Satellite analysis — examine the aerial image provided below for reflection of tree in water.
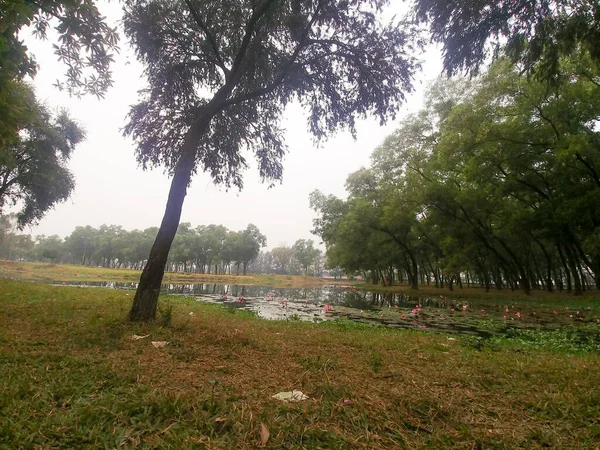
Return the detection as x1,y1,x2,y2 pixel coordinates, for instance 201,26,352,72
326,290,458,310
56,282,458,310
373,293,454,309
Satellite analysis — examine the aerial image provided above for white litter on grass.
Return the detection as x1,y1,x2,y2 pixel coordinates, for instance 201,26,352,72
189,312,195,316
131,334,150,340
271,390,309,402
151,341,169,348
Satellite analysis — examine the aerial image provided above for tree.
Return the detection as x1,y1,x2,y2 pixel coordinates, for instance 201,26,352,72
413,0,600,80
235,224,267,275
0,0,118,224
0,100,85,227
0,213,33,259
271,246,293,274
64,225,96,265
292,239,321,276
34,234,64,262
170,222,196,271
204,224,228,275
124,0,420,320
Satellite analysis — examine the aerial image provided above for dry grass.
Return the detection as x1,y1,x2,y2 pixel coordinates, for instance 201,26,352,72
1,279,599,448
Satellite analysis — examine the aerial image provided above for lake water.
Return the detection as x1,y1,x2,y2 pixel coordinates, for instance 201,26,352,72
56,281,600,339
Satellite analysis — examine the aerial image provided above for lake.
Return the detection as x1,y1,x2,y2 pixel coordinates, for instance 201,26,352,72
55,281,600,340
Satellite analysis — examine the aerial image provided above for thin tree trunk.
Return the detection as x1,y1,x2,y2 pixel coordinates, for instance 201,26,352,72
129,120,206,321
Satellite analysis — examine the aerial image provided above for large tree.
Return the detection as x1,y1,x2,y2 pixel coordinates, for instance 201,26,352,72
123,0,420,320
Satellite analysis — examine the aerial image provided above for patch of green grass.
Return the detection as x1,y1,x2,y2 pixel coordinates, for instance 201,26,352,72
368,352,383,373
1,279,600,448
485,327,600,353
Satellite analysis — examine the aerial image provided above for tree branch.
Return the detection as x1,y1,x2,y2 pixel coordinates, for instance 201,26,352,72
574,151,600,188
227,0,279,87
225,0,326,107
182,0,230,77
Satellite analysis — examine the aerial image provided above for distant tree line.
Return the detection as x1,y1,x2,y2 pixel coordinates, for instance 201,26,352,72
311,54,600,295
248,239,324,277
0,216,324,276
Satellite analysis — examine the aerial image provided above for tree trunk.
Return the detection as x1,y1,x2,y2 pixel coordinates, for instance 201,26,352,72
129,120,206,321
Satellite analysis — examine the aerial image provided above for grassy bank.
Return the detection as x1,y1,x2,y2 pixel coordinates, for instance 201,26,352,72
1,279,599,448
0,260,346,288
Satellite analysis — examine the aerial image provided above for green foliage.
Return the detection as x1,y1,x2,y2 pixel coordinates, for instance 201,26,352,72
0,0,118,225
123,0,419,186
487,328,600,353
413,0,600,82
291,239,322,276
0,0,119,97
0,219,274,274
311,53,600,293
270,245,293,274
0,92,85,226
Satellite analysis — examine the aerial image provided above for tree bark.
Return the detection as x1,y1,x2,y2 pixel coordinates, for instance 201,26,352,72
129,119,207,321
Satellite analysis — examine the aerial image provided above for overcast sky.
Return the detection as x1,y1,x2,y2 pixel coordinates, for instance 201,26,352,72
22,1,442,249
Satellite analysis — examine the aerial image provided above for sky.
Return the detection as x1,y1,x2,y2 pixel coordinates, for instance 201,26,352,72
21,1,443,250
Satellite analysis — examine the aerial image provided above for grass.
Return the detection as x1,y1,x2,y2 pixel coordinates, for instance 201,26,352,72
0,260,349,288
1,279,600,448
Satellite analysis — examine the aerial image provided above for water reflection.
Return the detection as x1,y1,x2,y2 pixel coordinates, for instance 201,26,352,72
55,281,599,338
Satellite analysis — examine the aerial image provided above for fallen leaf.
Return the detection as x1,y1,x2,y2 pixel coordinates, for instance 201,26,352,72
260,423,270,446
151,341,169,348
131,334,150,340
271,390,309,402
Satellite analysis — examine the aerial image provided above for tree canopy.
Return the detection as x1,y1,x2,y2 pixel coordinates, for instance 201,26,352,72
0,219,319,277
0,91,85,227
312,53,600,294
413,0,600,80
0,0,119,97
0,0,118,224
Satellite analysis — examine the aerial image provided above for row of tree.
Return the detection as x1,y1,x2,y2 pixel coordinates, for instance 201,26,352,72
311,54,600,295
0,216,323,276
248,239,323,277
